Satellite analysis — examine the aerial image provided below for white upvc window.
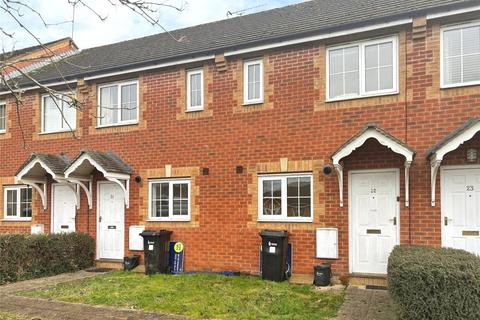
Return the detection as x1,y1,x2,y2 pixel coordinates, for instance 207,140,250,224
41,93,76,133
244,58,264,104
98,80,139,127
4,186,32,221
327,35,398,101
258,173,313,222
148,178,191,221
186,68,204,111
0,102,6,133
441,21,480,88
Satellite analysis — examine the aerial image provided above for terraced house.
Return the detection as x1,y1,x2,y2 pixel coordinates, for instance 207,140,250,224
1,0,480,282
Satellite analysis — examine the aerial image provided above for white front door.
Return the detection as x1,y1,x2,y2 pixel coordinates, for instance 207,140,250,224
52,184,76,233
97,182,124,260
350,170,399,274
442,168,480,256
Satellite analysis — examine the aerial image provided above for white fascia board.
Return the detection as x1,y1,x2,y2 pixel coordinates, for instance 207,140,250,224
83,55,216,81
0,79,78,96
224,18,412,57
427,5,480,20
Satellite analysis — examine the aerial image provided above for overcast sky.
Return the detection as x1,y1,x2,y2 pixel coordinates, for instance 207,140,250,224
1,0,305,51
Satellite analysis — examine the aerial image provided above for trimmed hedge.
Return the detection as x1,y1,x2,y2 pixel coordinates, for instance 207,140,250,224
388,245,480,320
0,232,94,284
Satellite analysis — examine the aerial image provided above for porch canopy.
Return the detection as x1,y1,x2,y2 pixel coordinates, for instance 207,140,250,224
427,117,480,207
64,149,132,209
331,123,415,207
15,153,73,209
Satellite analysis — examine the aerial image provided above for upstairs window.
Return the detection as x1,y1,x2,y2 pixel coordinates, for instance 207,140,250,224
442,21,480,88
41,93,76,133
0,102,5,133
327,36,398,101
258,174,313,222
187,68,204,111
244,59,264,104
98,80,138,127
4,186,32,220
149,179,190,221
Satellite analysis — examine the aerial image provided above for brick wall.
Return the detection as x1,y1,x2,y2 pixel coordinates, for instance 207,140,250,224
0,18,479,276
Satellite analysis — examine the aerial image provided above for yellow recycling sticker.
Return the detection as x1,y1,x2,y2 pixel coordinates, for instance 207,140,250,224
173,242,184,253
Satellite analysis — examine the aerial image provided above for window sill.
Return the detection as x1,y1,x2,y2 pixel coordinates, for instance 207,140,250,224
0,130,5,135
96,121,139,129
440,81,480,90
185,108,204,113
243,100,264,106
147,218,191,223
257,218,313,223
326,90,399,103
39,129,76,135
2,218,32,222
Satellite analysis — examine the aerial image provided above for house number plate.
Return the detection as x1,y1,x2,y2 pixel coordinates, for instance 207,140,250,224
462,230,479,236
366,229,381,234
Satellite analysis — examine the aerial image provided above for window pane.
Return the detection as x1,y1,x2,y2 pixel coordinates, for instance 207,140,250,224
299,198,311,218
100,86,118,125
299,178,311,196
287,178,299,197
43,96,62,132
329,49,344,74
462,26,480,55
444,29,462,57
365,44,379,69
0,104,5,131
151,183,169,218
365,68,379,92
247,63,261,101
344,47,359,72
189,73,202,108
344,71,359,95
6,189,17,217
379,42,393,66
463,54,480,83
121,84,137,122
379,66,394,90
444,56,462,85
263,199,273,215
287,197,299,217
272,180,281,197
329,74,344,99
263,180,272,197
62,102,76,130
20,188,32,218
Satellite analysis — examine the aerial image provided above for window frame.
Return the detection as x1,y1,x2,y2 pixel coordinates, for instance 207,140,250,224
0,101,6,134
440,20,480,89
326,35,399,102
97,79,140,128
40,92,77,134
243,58,264,105
148,178,191,222
257,173,314,223
3,185,32,221
186,68,204,112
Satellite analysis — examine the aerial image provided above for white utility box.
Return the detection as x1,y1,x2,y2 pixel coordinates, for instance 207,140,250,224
129,225,145,250
316,228,338,259
31,224,45,234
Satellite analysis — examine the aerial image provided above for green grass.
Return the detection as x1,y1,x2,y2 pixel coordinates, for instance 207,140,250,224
0,312,34,320
21,271,344,319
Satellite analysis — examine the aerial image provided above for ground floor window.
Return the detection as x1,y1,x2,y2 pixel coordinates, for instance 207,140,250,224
4,185,32,220
148,178,190,221
258,173,313,222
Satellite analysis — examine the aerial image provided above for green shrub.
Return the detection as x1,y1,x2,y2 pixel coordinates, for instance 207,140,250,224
0,232,94,284
388,245,480,320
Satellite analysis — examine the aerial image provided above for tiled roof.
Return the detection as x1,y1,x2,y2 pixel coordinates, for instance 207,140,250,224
15,153,70,176
8,0,478,87
68,149,133,175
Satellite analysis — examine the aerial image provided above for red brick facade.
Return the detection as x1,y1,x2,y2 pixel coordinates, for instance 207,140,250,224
1,14,479,277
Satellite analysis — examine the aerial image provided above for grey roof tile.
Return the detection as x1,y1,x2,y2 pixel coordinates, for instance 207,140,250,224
15,153,70,176
7,0,478,87
426,116,480,158
332,122,416,159
68,149,133,175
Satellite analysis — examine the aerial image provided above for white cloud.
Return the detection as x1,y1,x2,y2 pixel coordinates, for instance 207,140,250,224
0,0,304,51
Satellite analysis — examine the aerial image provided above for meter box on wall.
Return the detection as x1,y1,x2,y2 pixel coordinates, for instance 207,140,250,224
316,228,338,259
129,225,145,251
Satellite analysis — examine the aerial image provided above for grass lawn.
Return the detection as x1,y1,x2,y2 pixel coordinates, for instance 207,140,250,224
21,271,344,319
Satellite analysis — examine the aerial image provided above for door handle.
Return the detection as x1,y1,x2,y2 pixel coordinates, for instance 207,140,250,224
389,217,397,226
99,216,102,223
444,217,452,226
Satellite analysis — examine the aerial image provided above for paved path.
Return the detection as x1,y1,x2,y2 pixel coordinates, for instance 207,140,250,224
335,286,398,320
0,271,188,320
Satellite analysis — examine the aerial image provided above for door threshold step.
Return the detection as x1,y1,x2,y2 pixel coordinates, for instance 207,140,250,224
349,274,387,287
95,259,123,270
